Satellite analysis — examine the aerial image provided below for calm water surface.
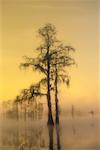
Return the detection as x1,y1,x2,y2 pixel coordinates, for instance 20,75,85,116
0,116,100,150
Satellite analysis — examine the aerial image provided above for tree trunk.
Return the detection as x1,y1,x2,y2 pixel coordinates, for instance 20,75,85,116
47,46,54,125
47,95,54,125
55,98,59,124
47,71,54,125
24,106,26,121
55,65,59,124
16,102,19,120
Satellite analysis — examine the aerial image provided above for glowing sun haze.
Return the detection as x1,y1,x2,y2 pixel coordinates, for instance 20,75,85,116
0,0,99,110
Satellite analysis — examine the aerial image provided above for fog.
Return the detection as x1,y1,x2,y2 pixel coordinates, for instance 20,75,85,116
0,103,100,150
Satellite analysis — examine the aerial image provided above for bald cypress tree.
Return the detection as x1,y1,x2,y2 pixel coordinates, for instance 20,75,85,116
21,24,57,125
50,44,75,124
20,24,76,125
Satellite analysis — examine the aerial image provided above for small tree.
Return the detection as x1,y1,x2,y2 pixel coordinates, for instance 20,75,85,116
14,96,21,120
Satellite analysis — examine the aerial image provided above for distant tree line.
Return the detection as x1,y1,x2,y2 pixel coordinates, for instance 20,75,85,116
1,84,44,121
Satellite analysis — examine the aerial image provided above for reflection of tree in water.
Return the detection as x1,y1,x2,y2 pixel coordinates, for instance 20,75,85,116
72,125,76,136
1,123,45,150
18,126,44,150
1,125,20,150
1,121,63,150
56,125,61,150
48,125,54,150
47,124,61,150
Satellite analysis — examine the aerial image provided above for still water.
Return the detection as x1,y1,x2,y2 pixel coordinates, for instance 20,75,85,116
0,116,100,150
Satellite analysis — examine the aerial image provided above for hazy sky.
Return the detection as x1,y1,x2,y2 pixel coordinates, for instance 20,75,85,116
0,0,99,110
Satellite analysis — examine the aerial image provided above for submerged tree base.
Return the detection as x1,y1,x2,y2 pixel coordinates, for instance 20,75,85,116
47,120,54,126
55,118,59,125
47,116,54,126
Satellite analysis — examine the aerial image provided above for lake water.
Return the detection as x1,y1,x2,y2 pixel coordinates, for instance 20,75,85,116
0,116,100,150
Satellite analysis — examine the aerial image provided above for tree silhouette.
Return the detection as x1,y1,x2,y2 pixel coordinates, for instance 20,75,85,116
21,24,58,125
20,23,76,125
13,82,46,120
14,95,23,120
50,44,75,124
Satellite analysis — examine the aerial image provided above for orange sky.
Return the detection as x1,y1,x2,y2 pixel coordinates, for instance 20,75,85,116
0,0,99,110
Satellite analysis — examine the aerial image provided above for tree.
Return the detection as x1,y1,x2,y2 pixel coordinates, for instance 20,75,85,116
50,44,75,124
14,96,21,120
20,23,76,125
21,24,57,125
